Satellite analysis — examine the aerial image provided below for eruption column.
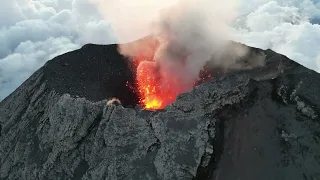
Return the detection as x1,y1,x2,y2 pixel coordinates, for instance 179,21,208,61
133,41,179,110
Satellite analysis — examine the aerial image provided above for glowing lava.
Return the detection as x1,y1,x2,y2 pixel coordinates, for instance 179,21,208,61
127,37,213,110
137,61,163,109
130,38,178,110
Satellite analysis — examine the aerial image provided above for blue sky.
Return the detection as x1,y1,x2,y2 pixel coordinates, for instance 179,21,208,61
0,0,319,100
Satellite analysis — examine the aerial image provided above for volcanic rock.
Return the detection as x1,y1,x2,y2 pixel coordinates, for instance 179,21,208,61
0,40,320,180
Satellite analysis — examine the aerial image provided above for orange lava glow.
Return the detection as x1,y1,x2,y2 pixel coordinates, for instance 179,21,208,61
136,61,177,110
129,38,176,110
137,62,163,109
128,37,212,110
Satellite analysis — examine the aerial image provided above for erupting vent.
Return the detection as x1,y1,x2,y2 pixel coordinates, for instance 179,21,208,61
125,38,214,110
132,42,175,110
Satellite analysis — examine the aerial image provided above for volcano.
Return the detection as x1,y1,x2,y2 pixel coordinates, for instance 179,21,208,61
0,37,320,180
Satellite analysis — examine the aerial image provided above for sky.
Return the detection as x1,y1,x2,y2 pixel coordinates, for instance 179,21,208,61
0,0,319,100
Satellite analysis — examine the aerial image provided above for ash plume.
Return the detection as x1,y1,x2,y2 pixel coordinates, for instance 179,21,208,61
91,0,266,96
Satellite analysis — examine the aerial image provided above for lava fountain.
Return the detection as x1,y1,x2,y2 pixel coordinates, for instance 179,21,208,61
116,1,238,110
126,37,212,110
130,38,179,110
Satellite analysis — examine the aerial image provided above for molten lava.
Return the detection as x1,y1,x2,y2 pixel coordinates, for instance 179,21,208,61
127,37,213,110
136,61,177,110
126,38,160,110
126,38,176,110
137,62,163,109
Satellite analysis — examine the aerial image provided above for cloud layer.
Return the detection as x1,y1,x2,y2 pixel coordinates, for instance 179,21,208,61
233,0,320,71
0,0,116,100
0,0,319,100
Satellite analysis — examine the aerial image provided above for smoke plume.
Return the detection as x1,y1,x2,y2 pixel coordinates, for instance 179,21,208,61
90,0,265,108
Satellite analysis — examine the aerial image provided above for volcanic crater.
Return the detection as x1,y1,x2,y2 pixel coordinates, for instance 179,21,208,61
42,37,268,110
1,37,320,180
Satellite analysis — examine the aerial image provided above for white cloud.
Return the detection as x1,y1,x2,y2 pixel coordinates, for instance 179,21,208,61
0,0,116,100
232,0,320,72
0,37,80,100
0,0,319,101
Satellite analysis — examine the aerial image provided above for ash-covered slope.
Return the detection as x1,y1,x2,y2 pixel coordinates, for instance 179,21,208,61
0,41,320,180
43,44,139,107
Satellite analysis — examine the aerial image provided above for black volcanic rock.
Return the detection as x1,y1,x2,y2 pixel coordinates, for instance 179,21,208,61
0,40,319,180
43,44,139,107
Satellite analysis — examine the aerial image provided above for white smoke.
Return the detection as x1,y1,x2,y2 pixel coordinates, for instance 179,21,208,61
88,0,179,42
91,0,247,97
91,0,320,74
151,0,242,93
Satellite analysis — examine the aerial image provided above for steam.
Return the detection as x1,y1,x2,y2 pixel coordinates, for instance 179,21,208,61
151,0,238,92
89,0,179,42
90,0,265,96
